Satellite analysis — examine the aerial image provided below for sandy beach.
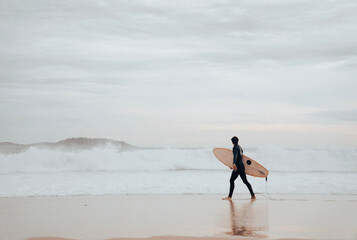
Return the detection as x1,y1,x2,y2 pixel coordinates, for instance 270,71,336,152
0,194,356,240
2,0,357,239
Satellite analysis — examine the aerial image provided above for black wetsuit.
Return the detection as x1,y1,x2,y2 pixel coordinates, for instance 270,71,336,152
228,144,254,198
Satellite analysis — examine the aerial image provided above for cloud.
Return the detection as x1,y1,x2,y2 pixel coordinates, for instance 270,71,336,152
1,0,357,72
308,110,357,122
0,0,357,146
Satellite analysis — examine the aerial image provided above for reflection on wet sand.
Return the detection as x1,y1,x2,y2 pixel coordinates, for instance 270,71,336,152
227,199,268,238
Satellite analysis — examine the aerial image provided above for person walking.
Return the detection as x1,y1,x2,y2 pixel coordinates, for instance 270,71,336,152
222,136,255,200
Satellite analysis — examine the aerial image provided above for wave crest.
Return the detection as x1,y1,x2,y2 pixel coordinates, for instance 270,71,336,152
1,144,356,174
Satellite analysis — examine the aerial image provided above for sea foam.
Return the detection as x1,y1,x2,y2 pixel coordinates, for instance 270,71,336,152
0,145,356,196
1,144,356,173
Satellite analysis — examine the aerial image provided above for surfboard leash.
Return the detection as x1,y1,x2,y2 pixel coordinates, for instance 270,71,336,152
265,176,276,200
256,176,276,200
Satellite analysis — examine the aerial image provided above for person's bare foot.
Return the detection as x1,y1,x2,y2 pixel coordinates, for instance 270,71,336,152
251,195,256,200
222,197,232,200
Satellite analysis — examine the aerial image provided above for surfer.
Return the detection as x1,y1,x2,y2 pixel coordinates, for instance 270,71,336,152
222,136,255,200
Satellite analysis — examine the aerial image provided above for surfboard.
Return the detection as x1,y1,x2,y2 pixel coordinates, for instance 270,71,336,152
213,148,269,178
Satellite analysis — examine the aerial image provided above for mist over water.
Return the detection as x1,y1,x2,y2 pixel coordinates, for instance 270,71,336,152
1,141,356,196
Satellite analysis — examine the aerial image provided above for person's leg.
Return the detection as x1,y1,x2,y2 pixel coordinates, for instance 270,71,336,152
228,170,239,198
239,169,255,197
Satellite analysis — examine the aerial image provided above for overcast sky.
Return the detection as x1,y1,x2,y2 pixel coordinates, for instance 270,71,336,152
1,0,357,147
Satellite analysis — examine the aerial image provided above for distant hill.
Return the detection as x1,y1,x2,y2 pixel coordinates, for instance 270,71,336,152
0,137,140,154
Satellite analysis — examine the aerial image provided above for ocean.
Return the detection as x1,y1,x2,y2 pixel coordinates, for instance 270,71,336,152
1,143,356,197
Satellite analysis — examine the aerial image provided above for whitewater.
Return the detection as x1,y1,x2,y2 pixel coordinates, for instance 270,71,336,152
1,145,357,197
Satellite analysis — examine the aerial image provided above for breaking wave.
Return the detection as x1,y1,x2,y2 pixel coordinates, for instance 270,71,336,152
1,144,356,174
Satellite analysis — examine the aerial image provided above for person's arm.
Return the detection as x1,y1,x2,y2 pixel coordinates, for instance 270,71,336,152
233,147,238,164
232,146,238,170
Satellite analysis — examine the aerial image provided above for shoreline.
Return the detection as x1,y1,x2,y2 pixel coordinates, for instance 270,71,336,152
1,192,357,198
1,194,356,240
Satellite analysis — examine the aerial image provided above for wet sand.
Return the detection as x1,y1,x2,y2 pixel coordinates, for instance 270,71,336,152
0,194,356,240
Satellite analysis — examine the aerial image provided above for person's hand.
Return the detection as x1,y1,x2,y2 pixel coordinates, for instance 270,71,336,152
233,164,237,171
